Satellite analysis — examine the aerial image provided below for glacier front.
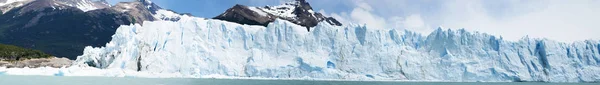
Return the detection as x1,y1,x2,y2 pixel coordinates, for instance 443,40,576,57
70,15,600,82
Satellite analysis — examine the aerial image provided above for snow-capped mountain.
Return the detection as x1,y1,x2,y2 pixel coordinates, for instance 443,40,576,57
109,0,183,22
0,0,109,13
0,0,186,59
72,13,600,82
213,0,342,31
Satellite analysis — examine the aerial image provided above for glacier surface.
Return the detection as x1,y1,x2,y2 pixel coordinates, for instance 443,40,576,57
6,15,599,82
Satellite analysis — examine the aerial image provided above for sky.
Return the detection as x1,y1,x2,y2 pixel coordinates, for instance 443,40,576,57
106,0,600,42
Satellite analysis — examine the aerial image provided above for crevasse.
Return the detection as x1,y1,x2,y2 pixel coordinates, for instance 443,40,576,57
74,16,600,82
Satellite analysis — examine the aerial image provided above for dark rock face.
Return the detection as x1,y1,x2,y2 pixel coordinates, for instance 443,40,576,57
214,4,275,27
213,0,341,31
138,0,162,14
289,0,342,28
0,0,160,59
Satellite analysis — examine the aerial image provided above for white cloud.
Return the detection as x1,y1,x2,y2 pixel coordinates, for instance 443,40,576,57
318,0,600,42
354,1,373,11
349,7,387,29
436,0,600,42
388,15,433,34
322,1,388,29
403,14,424,29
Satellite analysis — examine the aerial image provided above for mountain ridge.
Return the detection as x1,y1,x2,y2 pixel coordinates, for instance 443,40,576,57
213,0,342,31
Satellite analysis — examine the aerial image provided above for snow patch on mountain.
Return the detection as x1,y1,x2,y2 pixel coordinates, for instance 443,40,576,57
56,0,109,12
247,7,267,17
0,0,28,6
248,0,319,21
153,9,183,21
259,2,298,18
0,0,32,14
111,1,136,12
71,0,106,11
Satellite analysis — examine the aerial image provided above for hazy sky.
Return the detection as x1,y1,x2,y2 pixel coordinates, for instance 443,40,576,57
106,0,600,42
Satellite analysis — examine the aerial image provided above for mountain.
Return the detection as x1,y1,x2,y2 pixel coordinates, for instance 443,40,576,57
0,0,183,59
72,15,600,82
213,0,342,31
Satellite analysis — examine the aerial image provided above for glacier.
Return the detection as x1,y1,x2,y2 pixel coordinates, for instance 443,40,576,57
71,15,600,82
3,14,598,82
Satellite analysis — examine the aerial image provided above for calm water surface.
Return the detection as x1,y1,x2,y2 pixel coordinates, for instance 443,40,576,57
0,75,596,85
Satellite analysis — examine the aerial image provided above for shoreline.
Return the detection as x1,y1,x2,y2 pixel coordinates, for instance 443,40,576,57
0,57,72,68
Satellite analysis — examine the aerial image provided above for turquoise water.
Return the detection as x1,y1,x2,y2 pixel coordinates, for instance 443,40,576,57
0,75,597,85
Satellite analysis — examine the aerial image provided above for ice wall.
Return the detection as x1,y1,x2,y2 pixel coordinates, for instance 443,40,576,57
74,16,600,82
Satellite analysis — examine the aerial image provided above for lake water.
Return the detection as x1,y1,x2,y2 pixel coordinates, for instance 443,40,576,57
0,75,597,85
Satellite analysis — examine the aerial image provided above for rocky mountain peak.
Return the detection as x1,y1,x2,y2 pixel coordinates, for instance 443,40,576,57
135,0,161,14
213,0,342,31
291,0,312,10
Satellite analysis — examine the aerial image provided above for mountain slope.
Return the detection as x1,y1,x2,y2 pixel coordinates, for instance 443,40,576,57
0,0,182,59
213,0,342,31
74,16,600,82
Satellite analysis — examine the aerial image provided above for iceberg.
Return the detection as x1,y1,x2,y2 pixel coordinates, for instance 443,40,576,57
46,15,600,82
